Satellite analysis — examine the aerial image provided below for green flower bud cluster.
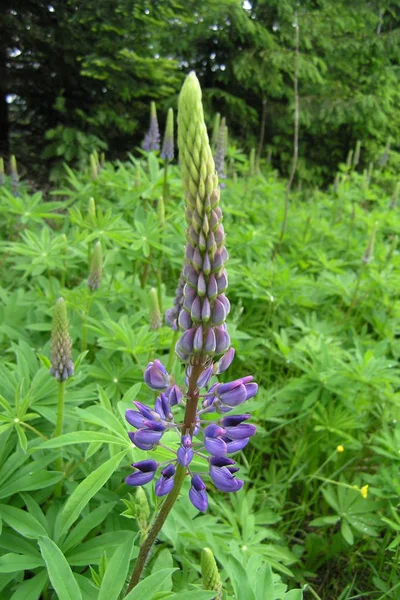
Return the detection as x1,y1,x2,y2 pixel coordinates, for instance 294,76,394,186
50,298,74,382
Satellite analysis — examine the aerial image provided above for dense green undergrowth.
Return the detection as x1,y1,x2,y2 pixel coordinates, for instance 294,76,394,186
0,151,399,599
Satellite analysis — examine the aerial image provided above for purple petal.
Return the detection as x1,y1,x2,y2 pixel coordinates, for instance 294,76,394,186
161,463,175,478
178,328,196,354
225,424,256,440
204,328,216,354
125,410,146,428
155,393,171,421
201,297,211,322
207,275,218,300
155,475,175,496
197,273,206,297
177,446,194,466
220,414,251,427
220,384,248,406
216,348,235,374
225,437,250,453
211,298,226,326
179,309,193,330
144,360,169,390
167,384,184,406
132,429,164,448
245,383,258,400
217,271,228,293
133,401,157,420
193,326,203,352
125,471,156,486
132,460,158,472
204,437,227,457
197,365,213,389
210,465,244,492
189,475,208,511
214,327,230,354
204,424,225,438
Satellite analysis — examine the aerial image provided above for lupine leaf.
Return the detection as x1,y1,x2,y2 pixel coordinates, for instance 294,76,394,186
38,537,82,600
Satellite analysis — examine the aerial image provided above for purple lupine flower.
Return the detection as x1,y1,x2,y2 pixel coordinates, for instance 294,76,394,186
142,101,160,151
155,464,176,496
124,73,258,513
177,434,194,466
125,460,158,486
144,360,170,390
167,384,184,406
209,457,243,492
189,475,208,512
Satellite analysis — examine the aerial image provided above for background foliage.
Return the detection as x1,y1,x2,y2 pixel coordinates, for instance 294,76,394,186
0,139,399,597
1,0,400,182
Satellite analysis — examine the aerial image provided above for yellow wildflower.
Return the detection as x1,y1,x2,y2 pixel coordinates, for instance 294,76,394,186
360,485,369,499
337,445,344,453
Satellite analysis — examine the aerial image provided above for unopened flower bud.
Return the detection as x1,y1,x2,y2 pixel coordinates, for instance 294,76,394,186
201,548,222,598
149,288,162,331
50,298,74,382
144,359,169,390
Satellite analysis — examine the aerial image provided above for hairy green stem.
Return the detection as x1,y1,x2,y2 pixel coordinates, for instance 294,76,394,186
54,381,65,497
125,361,204,594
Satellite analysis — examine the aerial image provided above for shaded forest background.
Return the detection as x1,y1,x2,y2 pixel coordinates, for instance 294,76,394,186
1,0,400,184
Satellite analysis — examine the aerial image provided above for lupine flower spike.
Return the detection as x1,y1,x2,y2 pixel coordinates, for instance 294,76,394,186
124,72,258,515
161,108,174,161
142,101,160,151
214,117,227,188
362,221,378,265
10,155,19,196
88,241,102,291
211,112,221,152
50,298,74,382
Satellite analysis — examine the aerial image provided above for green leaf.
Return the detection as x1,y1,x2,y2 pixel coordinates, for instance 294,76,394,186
0,471,63,499
9,569,47,600
284,591,303,600
309,516,340,527
98,535,134,600
32,431,128,450
56,449,128,537
0,504,48,539
63,502,116,553
168,592,217,600
124,569,178,600
341,519,354,545
38,537,82,600
0,553,44,573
